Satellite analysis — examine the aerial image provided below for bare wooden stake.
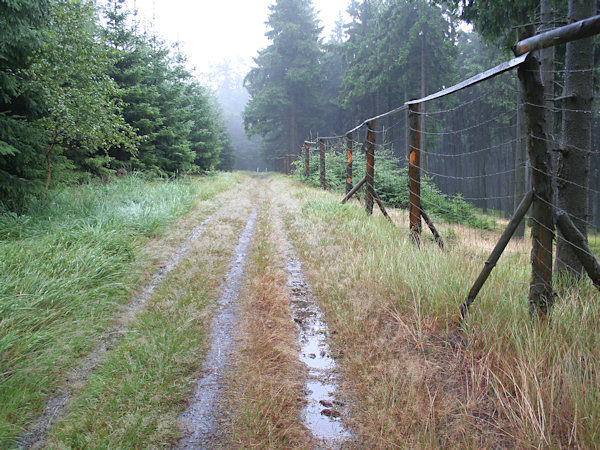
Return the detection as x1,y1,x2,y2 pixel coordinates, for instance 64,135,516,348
420,208,445,250
304,141,310,178
556,210,600,290
460,190,534,319
320,138,326,189
341,175,366,204
346,132,353,195
372,190,395,226
408,103,422,245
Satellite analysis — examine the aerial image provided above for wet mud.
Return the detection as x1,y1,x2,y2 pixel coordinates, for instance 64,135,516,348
18,215,215,449
178,207,258,449
286,247,351,446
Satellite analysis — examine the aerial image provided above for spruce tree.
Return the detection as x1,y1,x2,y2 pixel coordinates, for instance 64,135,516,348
0,0,50,207
244,0,323,165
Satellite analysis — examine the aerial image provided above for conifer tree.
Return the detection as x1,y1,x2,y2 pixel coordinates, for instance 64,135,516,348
244,0,323,165
0,0,50,207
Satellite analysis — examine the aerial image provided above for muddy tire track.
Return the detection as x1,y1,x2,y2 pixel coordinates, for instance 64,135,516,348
17,191,235,449
286,248,351,446
178,206,258,449
268,181,352,448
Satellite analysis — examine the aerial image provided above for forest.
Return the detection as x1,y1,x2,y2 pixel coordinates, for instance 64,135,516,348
0,0,234,211
243,0,600,232
1,0,600,448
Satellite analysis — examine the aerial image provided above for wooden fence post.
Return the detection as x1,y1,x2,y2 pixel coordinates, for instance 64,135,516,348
304,141,310,178
320,138,326,189
346,132,353,195
408,103,422,245
518,53,554,318
365,121,375,215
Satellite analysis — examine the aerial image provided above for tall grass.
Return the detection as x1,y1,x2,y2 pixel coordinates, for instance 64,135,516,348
0,174,236,445
276,176,599,447
44,174,254,448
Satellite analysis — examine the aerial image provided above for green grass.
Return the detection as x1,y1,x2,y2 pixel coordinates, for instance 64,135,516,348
42,174,253,447
0,173,238,446
49,260,214,448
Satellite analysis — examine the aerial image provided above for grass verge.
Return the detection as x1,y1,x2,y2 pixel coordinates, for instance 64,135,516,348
275,175,599,448
43,175,254,447
0,173,239,446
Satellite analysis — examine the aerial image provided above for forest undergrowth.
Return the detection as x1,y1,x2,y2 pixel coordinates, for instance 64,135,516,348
294,149,497,231
277,174,599,448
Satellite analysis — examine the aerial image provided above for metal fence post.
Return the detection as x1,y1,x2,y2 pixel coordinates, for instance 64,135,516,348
365,121,375,215
346,132,353,195
408,103,422,244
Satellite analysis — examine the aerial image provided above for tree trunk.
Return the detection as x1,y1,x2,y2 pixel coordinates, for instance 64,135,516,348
556,0,595,277
540,0,557,207
518,54,555,318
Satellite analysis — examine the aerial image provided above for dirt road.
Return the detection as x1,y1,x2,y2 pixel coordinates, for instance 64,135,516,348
18,173,506,448
19,174,353,449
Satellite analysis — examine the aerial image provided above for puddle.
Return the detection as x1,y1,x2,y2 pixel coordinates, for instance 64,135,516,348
17,215,215,449
286,248,350,446
178,207,258,449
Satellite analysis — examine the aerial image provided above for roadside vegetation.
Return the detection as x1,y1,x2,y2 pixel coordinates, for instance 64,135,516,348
274,175,599,448
293,149,496,230
44,176,254,448
0,173,238,446
0,0,234,211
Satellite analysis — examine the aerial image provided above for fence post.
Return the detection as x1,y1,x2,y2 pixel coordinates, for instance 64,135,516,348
408,103,422,244
320,138,326,189
346,132,353,195
365,121,375,215
304,141,310,178
518,53,554,318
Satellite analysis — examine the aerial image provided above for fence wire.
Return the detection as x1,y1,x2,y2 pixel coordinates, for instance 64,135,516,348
286,54,600,306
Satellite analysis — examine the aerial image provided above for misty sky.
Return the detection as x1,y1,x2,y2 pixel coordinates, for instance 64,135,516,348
126,0,351,77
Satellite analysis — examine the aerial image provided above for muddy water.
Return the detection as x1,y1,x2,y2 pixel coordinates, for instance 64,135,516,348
18,215,215,449
286,247,350,446
178,207,258,449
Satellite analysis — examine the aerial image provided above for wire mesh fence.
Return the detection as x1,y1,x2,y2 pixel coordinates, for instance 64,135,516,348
275,24,600,318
